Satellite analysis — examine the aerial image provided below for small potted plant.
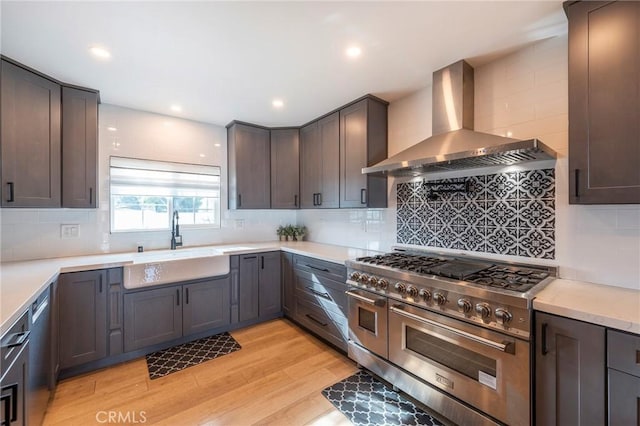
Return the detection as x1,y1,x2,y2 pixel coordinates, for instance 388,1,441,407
293,225,307,241
276,225,286,241
284,225,295,241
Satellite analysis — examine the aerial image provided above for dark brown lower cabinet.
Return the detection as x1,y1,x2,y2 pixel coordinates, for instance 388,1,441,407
58,270,108,369
535,312,606,425
124,277,231,352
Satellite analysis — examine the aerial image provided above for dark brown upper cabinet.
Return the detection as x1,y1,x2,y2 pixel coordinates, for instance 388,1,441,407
227,122,271,209
339,97,388,208
62,86,99,208
1,59,61,207
270,128,299,209
566,1,640,204
299,112,340,209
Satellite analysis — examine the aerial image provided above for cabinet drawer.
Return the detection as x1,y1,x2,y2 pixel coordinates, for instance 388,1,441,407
608,368,640,425
1,311,29,375
294,269,347,316
294,298,347,351
608,329,640,377
293,254,346,282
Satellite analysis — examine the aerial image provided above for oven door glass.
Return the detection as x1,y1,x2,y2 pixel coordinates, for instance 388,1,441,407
346,288,388,358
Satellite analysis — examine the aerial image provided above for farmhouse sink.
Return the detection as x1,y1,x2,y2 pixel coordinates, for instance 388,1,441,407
124,247,230,289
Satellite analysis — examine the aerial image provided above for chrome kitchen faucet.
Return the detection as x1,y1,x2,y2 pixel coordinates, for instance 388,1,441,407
170,210,183,250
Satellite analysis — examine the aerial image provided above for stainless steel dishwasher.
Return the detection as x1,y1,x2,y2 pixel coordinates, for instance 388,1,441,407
28,287,51,426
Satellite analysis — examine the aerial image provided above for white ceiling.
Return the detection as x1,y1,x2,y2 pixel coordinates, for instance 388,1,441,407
1,1,567,127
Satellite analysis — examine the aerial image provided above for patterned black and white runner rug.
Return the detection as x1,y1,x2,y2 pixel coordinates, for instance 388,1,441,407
322,370,446,426
146,332,241,379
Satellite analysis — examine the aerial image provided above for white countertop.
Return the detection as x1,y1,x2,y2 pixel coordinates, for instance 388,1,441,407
0,241,381,335
533,278,640,334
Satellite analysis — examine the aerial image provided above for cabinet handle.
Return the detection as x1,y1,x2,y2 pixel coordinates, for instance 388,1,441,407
177,289,180,306
360,188,367,204
244,255,257,260
261,256,264,270
318,193,322,206
305,286,332,301
541,323,549,355
305,264,330,273
294,194,298,207
312,193,317,206
99,274,103,293
1,331,30,349
1,383,18,423
6,182,14,202
185,288,189,304
574,169,580,198
305,314,328,327
238,194,242,208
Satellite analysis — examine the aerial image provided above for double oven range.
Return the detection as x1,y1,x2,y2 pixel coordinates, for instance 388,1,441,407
345,248,556,426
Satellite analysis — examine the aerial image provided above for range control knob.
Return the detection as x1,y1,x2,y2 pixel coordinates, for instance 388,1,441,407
407,286,419,298
349,272,360,282
418,289,432,302
495,308,513,325
394,282,407,294
433,292,447,306
368,276,379,288
457,298,473,314
358,274,369,285
378,279,389,290
475,303,492,320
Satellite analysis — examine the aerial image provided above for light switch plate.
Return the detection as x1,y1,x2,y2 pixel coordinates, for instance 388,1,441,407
61,224,80,239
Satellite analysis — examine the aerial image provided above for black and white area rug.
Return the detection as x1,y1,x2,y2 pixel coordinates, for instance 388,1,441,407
146,332,241,379
322,371,446,426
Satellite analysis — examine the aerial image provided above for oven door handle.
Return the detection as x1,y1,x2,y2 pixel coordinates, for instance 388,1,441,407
345,290,386,307
390,305,513,353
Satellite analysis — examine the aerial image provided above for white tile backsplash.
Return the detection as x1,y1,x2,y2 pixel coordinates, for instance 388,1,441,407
2,33,639,292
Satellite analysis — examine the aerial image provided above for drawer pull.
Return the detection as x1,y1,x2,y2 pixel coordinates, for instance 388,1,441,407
306,264,330,273
636,350,640,365
541,323,549,356
305,286,332,301
1,331,30,349
305,314,328,327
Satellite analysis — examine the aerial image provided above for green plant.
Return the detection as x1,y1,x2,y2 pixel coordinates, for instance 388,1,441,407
276,225,285,237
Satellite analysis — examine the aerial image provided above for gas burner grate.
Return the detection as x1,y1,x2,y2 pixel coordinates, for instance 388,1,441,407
465,265,549,292
356,253,447,272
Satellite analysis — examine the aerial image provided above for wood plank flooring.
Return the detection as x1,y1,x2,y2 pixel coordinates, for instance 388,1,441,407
43,319,357,426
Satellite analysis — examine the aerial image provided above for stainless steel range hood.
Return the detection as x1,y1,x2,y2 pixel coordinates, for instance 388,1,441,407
363,60,556,177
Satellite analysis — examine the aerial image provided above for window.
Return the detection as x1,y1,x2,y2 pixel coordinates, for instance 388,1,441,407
110,157,221,232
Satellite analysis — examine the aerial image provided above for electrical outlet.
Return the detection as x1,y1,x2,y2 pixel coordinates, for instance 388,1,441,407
60,224,80,239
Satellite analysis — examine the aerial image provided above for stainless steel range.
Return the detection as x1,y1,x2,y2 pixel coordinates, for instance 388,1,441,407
345,247,556,426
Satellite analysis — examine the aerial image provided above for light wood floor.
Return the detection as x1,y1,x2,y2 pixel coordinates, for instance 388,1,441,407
43,319,358,426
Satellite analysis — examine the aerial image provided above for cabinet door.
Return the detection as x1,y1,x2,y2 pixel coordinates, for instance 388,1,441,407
62,87,98,208
183,277,231,336
567,1,640,204
317,112,340,208
340,98,388,208
58,270,107,369
228,123,271,209
258,252,282,318
270,128,300,209
0,343,27,426
281,252,294,317
299,121,321,208
1,59,61,207
609,369,640,425
238,255,259,322
123,286,182,352
535,312,605,425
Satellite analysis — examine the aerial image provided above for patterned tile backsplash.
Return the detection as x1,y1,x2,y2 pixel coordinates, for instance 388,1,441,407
397,169,555,259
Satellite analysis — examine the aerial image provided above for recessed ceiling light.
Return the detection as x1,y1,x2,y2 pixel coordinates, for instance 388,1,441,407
214,143,221,148
107,126,117,132
170,104,182,113
199,153,206,158
346,46,362,58
89,46,111,60
272,99,284,108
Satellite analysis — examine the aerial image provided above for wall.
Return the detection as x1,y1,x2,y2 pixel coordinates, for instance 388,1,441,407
0,104,295,261
303,34,640,290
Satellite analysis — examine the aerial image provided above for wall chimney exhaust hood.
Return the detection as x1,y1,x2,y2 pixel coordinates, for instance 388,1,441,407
363,60,556,177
